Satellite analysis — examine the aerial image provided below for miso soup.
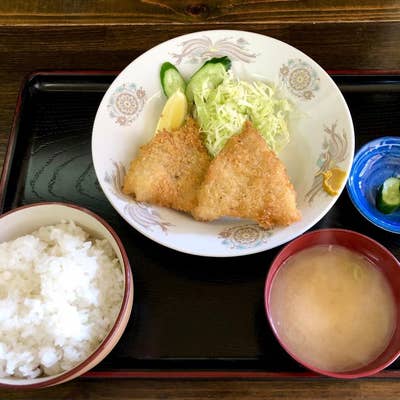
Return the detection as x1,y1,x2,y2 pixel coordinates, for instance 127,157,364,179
269,245,396,372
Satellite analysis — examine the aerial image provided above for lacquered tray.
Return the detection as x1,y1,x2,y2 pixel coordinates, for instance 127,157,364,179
1,71,400,379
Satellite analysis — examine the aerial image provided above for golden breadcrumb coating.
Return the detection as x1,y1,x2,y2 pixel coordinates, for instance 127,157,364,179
123,118,211,213
192,121,301,229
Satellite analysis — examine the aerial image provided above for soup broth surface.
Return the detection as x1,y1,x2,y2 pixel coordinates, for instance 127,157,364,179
270,245,396,372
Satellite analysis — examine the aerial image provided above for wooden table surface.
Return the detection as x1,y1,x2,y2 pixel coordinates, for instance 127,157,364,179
1,1,400,398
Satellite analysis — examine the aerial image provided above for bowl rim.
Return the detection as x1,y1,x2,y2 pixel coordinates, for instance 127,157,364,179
264,228,400,379
346,136,400,234
0,201,133,389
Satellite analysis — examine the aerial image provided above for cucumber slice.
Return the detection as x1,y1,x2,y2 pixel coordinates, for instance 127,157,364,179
204,56,231,70
376,177,400,214
185,56,231,104
160,62,186,98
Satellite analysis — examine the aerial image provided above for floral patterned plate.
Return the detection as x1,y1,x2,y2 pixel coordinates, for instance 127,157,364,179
92,30,354,257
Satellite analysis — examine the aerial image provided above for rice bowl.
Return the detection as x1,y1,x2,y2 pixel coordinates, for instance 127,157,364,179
0,203,133,388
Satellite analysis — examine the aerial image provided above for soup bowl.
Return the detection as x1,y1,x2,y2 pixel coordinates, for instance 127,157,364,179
264,228,400,379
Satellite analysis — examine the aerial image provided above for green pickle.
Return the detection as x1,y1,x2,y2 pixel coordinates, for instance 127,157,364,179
376,177,400,214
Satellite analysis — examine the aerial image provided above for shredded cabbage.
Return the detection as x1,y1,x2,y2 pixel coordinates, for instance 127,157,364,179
193,71,292,157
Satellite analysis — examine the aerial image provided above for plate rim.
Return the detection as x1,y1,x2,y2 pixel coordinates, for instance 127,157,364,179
92,29,355,257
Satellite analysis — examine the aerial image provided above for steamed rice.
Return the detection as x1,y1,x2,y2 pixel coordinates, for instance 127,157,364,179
0,220,124,378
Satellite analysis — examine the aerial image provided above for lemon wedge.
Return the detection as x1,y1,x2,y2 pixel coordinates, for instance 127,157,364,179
156,89,188,133
322,168,347,196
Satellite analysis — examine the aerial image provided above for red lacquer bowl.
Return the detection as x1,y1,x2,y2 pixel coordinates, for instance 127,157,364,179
264,228,400,379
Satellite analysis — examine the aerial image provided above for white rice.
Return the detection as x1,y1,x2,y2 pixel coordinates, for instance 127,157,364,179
0,220,124,378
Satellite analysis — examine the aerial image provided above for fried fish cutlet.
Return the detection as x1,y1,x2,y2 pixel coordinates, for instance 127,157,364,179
122,118,211,213
192,121,301,229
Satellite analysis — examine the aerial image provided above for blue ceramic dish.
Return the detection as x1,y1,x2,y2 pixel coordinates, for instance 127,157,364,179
347,137,400,233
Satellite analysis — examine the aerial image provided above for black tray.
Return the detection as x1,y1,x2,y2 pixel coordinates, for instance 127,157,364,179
1,71,400,379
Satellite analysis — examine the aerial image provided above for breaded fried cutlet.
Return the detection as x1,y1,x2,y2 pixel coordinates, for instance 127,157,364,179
123,118,211,213
192,121,301,229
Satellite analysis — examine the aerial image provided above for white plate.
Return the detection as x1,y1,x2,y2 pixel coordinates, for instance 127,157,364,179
92,30,354,257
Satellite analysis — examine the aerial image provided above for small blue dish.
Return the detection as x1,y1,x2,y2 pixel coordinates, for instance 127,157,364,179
347,137,400,234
